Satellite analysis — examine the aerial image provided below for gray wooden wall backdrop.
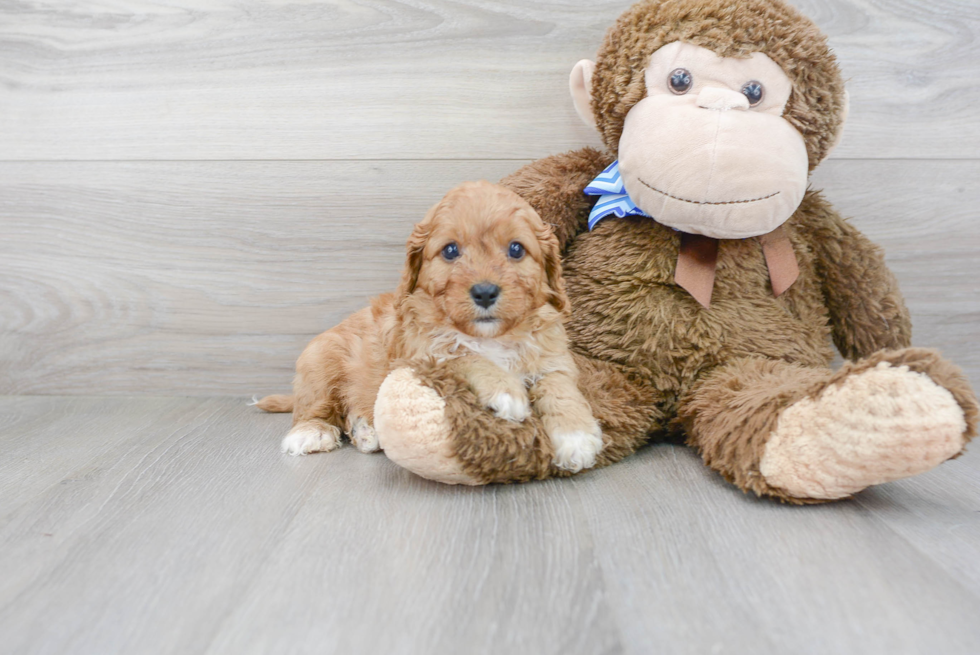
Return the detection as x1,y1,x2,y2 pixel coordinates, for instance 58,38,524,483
1,0,978,396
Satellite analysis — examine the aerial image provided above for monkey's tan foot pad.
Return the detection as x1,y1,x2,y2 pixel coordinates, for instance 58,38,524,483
759,362,967,500
374,368,481,485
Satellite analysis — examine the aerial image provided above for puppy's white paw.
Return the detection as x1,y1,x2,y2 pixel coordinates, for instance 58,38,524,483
281,422,342,456
550,424,603,473
487,392,531,422
350,417,380,454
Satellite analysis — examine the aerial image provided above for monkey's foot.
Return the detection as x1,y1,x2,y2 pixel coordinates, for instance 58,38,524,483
760,361,967,500
374,368,481,485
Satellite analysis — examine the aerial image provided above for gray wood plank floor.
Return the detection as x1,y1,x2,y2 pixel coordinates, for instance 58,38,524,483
2,396,979,655
3,1,979,652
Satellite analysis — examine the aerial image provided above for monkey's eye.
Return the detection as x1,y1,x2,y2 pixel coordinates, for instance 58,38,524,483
741,81,765,106
508,241,525,260
441,242,461,261
668,68,693,94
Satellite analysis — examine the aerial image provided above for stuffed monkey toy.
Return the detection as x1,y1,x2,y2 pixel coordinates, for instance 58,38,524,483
373,0,978,502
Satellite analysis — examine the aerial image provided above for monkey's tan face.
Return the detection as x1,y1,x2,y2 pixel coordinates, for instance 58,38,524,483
606,42,810,239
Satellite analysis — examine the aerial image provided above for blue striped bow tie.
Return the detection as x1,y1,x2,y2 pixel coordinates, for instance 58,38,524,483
583,160,651,230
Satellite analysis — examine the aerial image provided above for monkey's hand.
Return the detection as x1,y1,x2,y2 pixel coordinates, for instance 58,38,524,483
799,193,912,360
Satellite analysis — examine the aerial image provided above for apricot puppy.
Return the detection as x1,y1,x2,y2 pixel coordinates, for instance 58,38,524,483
256,181,603,472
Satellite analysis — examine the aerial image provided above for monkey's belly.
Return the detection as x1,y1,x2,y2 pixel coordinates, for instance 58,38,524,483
562,219,834,389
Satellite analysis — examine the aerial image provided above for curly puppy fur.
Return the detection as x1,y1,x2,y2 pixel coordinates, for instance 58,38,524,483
258,181,600,470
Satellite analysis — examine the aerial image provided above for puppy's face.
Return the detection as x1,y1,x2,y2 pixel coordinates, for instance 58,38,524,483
400,181,567,338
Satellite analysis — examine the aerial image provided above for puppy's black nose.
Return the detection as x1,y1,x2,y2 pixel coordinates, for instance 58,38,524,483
470,283,501,309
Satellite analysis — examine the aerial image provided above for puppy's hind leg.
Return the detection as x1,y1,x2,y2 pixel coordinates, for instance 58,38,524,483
283,331,349,456
282,419,343,456
348,416,380,454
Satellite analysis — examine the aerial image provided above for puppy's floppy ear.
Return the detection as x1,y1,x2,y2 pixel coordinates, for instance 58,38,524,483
397,205,437,298
537,222,568,314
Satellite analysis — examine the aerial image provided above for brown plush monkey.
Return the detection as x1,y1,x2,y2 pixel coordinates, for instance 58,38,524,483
373,0,979,503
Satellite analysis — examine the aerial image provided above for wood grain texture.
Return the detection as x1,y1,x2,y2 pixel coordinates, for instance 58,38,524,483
0,396,979,654
853,451,980,600
0,397,330,655
574,444,980,654
1,0,978,160
2,159,977,396
3,2,978,652
205,463,619,655
0,159,521,395
810,160,980,379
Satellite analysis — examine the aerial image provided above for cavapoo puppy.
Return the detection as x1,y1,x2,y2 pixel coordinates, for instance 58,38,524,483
256,180,603,472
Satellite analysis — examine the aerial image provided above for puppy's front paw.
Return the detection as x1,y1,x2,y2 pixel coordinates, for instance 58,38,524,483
487,392,532,422
281,421,342,456
550,423,603,473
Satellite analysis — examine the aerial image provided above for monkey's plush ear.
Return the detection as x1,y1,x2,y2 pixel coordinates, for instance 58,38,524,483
823,89,850,160
569,59,597,129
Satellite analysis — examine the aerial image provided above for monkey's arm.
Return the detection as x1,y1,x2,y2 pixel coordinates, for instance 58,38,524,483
799,191,912,360
500,147,613,252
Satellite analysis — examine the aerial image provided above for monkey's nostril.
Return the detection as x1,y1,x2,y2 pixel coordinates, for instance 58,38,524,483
470,283,501,309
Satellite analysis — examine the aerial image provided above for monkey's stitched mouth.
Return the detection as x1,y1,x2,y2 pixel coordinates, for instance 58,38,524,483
638,178,780,206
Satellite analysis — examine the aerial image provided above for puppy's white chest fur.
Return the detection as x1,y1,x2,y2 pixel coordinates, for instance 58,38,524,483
454,333,532,372
431,329,542,379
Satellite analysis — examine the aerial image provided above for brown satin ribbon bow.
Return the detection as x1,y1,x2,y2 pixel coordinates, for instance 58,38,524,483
674,225,799,308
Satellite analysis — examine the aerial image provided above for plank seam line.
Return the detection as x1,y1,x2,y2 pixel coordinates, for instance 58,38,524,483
1,157,979,164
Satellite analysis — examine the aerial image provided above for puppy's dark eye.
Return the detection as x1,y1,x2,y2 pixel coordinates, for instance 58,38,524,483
741,81,764,106
508,241,525,260
441,242,460,261
668,68,693,94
